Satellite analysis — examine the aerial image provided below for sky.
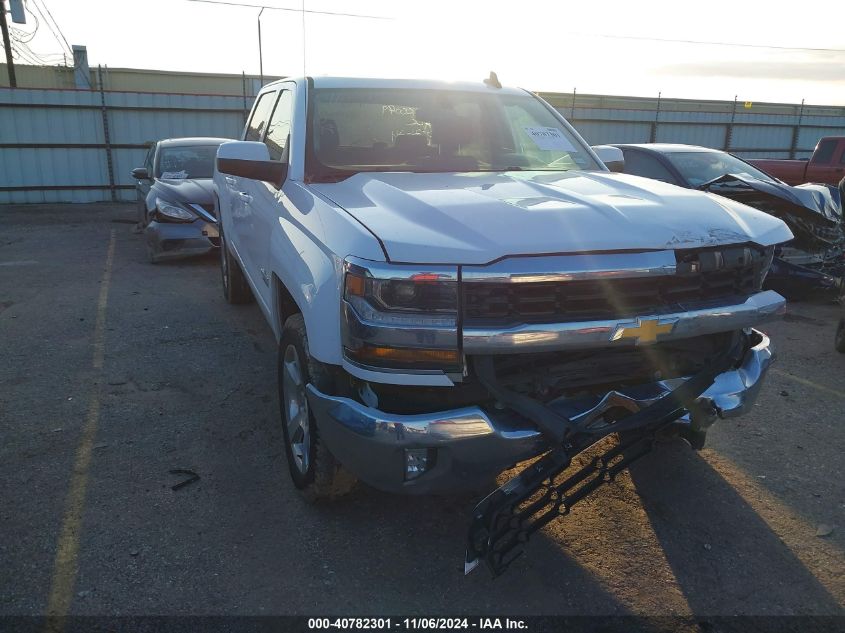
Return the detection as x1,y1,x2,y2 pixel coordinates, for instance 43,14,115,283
8,0,845,105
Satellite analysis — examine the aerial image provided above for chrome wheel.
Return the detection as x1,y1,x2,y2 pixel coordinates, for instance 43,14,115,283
283,344,310,474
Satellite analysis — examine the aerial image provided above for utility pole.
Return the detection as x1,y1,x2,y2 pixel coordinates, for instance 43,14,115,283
1,0,17,88
257,7,264,86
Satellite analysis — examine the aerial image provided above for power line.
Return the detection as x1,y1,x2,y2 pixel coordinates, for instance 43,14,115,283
8,1,39,43
10,38,60,65
8,4,67,67
32,0,72,52
11,43,41,65
591,32,845,53
182,0,391,19
11,24,38,44
11,35,66,65
28,0,72,57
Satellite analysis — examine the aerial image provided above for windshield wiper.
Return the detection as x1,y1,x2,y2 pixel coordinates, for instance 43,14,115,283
696,174,749,190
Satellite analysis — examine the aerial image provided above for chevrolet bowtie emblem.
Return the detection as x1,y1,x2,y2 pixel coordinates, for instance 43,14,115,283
611,317,678,344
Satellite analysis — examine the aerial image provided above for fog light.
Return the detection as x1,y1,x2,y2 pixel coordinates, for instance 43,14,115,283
405,448,436,480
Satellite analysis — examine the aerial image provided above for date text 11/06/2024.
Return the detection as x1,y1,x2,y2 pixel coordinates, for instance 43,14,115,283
307,618,528,630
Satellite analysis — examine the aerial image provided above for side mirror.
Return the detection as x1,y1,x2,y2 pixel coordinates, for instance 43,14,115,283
591,145,625,173
131,167,150,180
216,141,287,186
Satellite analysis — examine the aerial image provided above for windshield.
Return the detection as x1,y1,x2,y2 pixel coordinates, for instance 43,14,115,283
665,150,778,187
308,88,599,179
156,145,220,179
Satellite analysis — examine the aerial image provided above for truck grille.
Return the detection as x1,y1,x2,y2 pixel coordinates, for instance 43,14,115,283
463,253,760,326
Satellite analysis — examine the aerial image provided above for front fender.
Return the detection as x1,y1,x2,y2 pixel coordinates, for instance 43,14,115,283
269,182,384,365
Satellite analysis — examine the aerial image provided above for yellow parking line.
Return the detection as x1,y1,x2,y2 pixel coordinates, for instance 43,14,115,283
45,230,116,632
772,369,845,399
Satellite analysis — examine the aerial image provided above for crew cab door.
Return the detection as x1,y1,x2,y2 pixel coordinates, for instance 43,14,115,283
223,89,277,278
242,85,296,306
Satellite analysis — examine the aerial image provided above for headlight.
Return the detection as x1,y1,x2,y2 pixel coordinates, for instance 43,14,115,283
155,198,196,222
342,258,460,373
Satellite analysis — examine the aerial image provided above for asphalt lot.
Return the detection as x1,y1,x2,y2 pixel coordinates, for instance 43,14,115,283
1,203,844,617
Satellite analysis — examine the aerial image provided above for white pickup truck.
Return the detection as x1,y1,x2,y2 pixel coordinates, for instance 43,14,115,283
214,76,792,573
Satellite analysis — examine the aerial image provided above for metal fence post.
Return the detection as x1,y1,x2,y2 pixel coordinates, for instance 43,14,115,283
724,95,737,151
98,65,117,202
650,91,661,143
242,71,248,122
570,87,576,120
789,98,805,159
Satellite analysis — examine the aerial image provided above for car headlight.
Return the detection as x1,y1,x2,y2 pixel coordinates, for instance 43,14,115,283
155,198,196,222
342,258,461,373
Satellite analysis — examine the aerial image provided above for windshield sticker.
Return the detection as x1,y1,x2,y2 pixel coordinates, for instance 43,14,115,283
161,170,188,179
523,127,575,152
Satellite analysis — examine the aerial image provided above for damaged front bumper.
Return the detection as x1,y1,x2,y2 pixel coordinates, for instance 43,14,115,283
144,218,219,263
306,330,774,494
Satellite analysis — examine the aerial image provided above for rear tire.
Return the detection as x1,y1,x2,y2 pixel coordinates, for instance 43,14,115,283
278,314,356,502
835,318,845,353
220,225,254,304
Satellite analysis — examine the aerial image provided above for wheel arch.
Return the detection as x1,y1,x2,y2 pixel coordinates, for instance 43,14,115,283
271,274,303,342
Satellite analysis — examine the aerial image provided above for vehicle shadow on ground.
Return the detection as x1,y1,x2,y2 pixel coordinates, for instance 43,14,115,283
290,437,844,615
627,443,844,615
292,483,636,615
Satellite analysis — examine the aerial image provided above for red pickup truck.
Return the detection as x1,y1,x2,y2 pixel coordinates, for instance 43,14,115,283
749,136,845,187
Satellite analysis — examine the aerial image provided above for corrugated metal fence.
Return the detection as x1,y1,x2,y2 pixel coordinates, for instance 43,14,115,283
1,87,250,204
2,86,845,204
569,107,845,160
540,92,845,161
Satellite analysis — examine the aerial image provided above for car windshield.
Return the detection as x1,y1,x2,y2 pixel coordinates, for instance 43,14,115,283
156,145,219,179
309,88,599,179
665,150,778,187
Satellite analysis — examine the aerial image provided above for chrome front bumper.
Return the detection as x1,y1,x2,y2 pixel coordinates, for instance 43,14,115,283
307,330,775,494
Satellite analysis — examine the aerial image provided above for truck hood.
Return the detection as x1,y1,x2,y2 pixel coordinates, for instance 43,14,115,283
312,171,793,265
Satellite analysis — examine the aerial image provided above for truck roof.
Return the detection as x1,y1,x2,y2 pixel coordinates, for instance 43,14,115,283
158,137,230,147
262,76,528,96
613,143,721,154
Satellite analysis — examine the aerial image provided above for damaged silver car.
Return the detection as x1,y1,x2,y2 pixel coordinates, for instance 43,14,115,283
131,137,230,263
613,143,844,300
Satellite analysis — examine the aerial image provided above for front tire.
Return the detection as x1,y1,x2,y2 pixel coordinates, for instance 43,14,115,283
278,314,356,502
219,225,254,304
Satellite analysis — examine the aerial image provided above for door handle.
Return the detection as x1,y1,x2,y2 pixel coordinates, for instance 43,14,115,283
237,191,253,204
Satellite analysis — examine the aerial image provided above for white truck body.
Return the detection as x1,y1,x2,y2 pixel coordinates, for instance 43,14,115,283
214,76,791,497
